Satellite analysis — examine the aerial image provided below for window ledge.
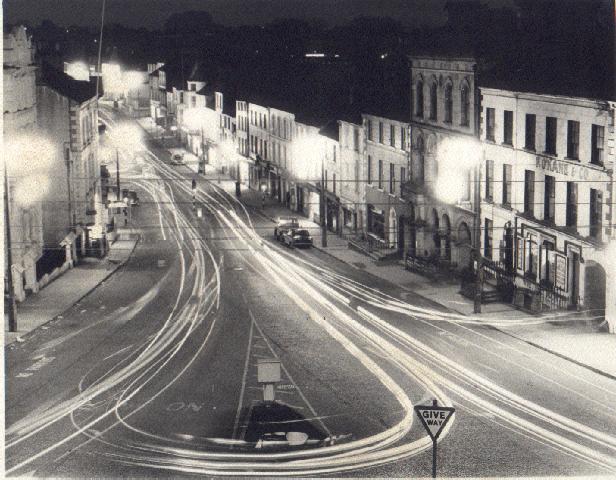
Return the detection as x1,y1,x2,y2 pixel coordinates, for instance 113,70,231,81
542,151,557,157
564,156,579,162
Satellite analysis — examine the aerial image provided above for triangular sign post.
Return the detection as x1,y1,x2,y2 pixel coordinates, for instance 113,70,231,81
414,400,455,478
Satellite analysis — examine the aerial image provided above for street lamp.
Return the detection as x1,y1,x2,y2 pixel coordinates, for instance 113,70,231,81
434,137,483,313
108,123,144,201
291,133,326,247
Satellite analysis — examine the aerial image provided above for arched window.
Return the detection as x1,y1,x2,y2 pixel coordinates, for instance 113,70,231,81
430,82,437,120
460,84,470,126
444,83,453,123
416,80,424,117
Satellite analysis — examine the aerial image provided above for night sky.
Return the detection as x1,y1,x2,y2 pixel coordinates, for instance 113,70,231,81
4,0,513,29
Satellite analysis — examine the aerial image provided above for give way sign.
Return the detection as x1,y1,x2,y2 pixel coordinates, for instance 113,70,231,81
414,402,455,440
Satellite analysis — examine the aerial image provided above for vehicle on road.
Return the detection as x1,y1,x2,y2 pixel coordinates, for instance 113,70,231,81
282,228,313,248
170,152,184,165
274,217,299,240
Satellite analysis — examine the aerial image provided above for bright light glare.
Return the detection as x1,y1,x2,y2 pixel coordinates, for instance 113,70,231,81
122,71,146,92
291,134,324,180
65,62,90,81
5,134,55,206
109,123,144,153
218,139,237,164
434,137,481,204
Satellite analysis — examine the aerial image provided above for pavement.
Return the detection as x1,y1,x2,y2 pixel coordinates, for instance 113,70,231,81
3,238,137,346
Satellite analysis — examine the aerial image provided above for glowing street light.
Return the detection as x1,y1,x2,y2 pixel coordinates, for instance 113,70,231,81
433,137,484,313
4,134,55,332
291,132,327,247
434,137,481,204
108,123,144,200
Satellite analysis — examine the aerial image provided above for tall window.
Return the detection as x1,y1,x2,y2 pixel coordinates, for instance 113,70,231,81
390,125,396,147
486,108,495,141
591,125,604,165
416,80,424,117
503,111,513,145
460,85,470,126
389,163,395,193
353,128,359,152
566,182,577,229
502,164,512,207
567,120,579,159
544,175,555,223
400,166,406,185
524,170,535,216
430,82,437,120
379,122,384,143
333,173,336,194
590,189,603,239
401,127,406,150
526,233,538,280
378,160,383,189
444,84,453,123
484,218,493,259
485,160,494,201
367,155,372,184
367,120,373,141
525,114,536,150
545,117,557,155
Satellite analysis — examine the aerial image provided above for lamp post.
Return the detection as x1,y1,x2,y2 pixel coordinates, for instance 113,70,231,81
473,157,484,314
116,148,121,201
4,164,17,332
320,158,328,248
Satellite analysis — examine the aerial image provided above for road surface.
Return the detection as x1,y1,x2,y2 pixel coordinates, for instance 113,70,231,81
5,111,616,477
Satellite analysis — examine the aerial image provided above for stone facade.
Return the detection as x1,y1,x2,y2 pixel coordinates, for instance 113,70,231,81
480,88,616,317
405,56,480,270
3,26,43,301
363,113,412,253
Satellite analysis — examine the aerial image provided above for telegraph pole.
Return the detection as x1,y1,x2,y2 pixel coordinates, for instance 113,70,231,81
116,148,121,201
321,160,327,248
473,160,483,313
4,165,17,332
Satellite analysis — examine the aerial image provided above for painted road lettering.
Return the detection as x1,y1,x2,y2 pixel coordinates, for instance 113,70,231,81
166,402,204,412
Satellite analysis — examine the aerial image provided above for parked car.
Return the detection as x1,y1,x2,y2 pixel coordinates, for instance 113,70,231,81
282,228,313,248
274,217,299,240
170,152,184,165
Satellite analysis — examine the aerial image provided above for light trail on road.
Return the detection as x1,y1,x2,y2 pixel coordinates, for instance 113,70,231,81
7,112,616,478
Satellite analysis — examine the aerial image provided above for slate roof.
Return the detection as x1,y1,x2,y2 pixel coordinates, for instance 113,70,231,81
39,62,97,103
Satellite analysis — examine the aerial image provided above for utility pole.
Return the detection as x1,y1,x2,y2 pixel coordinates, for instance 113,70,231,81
116,148,121,201
473,160,483,314
4,165,17,332
321,159,328,248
